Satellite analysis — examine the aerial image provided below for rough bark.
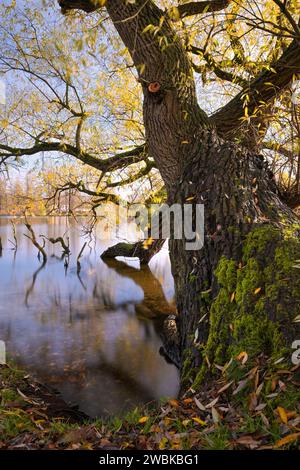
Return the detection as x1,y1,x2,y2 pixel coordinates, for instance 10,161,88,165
167,130,300,385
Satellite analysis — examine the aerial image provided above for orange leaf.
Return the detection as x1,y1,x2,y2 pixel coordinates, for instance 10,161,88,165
254,287,262,295
183,398,193,404
169,399,179,407
237,351,248,364
274,432,300,448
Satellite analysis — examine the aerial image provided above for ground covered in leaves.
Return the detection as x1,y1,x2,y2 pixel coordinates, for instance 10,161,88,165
1,356,300,450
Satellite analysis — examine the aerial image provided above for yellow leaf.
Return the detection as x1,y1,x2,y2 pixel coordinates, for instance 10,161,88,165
274,432,300,448
182,419,190,427
254,287,262,295
230,292,235,302
138,416,149,424
192,417,206,426
237,351,248,364
186,196,195,202
142,238,153,249
168,6,180,21
159,437,168,450
277,406,288,425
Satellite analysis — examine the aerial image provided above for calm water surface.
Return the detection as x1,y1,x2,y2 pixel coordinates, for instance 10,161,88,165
0,217,179,417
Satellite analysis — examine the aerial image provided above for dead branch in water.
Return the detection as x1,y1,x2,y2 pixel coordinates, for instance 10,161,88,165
24,215,47,264
77,241,87,274
8,220,18,251
41,235,70,255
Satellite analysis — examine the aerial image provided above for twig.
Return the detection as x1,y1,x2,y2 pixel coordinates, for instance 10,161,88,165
41,235,70,255
8,220,18,251
77,242,87,274
24,215,47,264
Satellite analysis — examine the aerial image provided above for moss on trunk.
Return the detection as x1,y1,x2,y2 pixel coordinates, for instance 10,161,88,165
192,225,300,389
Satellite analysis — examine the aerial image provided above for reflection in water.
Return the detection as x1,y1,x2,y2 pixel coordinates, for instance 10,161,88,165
0,217,179,417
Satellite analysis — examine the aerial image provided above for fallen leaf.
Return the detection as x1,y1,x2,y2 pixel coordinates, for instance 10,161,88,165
206,396,219,408
278,380,286,391
182,419,190,427
217,380,234,395
254,287,262,295
286,411,297,420
159,437,168,450
235,435,261,448
194,397,206,411
277,406,288,425
138,416,149,424
169,399,179,408
237,351,248,364
233,379,249,395
255,382,264,396
260,412,270,428
255,403,267,411
274,432,300,448
211,406,221,424
192,417,206,426
183,398,193,404
249,392,258,411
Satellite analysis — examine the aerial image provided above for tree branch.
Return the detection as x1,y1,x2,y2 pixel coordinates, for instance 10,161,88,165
170,0,232,20
211,38,300,137
58,0,102,13
0,141,147,173
188,45,247,87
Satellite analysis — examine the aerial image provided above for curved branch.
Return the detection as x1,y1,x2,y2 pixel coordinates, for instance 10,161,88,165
0,141,147,173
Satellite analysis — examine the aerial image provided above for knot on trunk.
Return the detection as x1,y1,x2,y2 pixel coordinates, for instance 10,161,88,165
148,82,161,93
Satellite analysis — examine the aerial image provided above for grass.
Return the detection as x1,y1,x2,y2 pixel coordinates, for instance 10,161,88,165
1,356,300,450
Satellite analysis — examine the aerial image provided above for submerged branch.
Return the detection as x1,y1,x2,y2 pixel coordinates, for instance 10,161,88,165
41,236,70,255
24,216,47,264
101,238,165,265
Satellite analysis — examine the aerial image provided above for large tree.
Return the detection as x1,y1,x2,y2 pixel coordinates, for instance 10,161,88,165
1,0,300,388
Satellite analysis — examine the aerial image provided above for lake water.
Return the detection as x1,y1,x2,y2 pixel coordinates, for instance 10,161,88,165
0,217,179,417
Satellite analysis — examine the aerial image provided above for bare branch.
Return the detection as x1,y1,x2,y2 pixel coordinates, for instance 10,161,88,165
0,141,147,173
169,0,232,20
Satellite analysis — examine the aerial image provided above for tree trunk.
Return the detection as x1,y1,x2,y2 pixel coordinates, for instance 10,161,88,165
167,129,300,388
